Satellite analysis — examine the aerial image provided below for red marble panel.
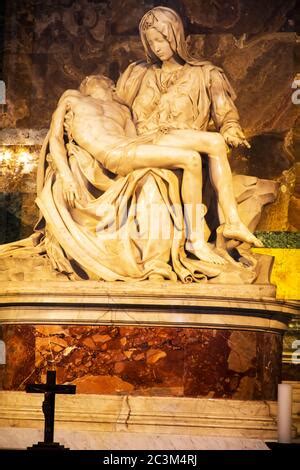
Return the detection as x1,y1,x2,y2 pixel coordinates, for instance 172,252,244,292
0,324,283,400
1,325,35,390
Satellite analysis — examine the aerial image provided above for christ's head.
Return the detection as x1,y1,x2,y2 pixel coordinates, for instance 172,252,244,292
80,75,115,101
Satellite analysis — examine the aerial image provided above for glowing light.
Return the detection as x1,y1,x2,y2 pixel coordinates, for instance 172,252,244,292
0,148,13,163
16,149,35,173
0,146,38,192
0,147,37,173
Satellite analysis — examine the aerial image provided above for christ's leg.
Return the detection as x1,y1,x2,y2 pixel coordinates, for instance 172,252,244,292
157,130,263,247
105,143,225,264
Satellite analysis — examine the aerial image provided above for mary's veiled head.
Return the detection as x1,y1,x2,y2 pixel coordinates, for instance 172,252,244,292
139,6,188,64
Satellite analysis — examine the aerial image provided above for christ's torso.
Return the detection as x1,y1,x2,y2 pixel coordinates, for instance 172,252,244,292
70,95,129,150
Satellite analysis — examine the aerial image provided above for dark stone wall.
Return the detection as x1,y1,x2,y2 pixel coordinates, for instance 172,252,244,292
1,0,298,131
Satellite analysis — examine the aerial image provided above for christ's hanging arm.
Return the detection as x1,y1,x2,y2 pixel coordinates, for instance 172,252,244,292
48,91,81,207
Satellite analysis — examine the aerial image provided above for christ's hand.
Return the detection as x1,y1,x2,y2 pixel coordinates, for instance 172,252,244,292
61,173,81,208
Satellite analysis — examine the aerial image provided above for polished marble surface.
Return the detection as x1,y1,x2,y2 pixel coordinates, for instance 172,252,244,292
1,323,283,400
0,427,269,450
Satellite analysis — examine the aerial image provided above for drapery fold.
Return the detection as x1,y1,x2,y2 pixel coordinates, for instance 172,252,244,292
34,139,222,282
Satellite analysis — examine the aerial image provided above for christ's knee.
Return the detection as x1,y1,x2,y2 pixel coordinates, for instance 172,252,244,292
209,133,227,155
185,151,201,171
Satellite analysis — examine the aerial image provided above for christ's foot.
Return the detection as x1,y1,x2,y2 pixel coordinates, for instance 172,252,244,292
186,240,226,265
223,223,263,247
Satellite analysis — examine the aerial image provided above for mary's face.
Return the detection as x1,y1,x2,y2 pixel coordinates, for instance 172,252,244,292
146,28,174,62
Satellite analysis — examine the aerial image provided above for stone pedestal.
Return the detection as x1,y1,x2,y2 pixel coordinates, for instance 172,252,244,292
0,281,297,401
0,280,299,442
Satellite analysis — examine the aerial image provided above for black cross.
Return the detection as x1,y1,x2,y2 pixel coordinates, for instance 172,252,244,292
26,370,76,450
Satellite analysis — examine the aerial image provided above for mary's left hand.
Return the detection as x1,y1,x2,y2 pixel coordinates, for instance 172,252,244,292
223,127,251,149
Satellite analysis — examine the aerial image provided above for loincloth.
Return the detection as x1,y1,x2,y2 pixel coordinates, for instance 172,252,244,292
102,132,157,176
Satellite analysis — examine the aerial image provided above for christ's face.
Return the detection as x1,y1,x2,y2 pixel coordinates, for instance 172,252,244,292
146,28,174,62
